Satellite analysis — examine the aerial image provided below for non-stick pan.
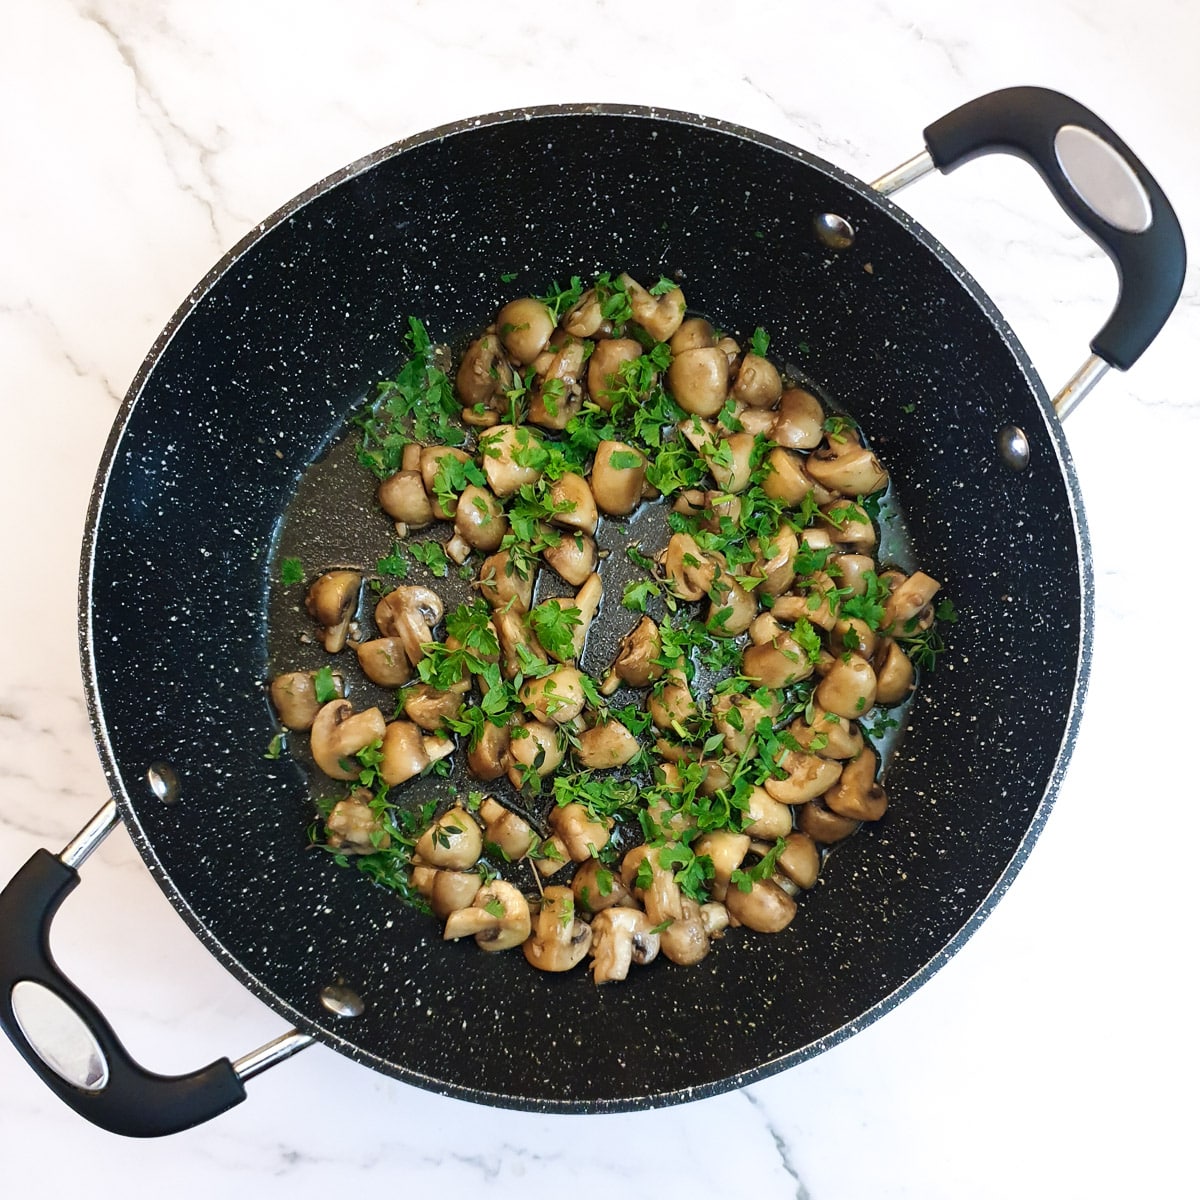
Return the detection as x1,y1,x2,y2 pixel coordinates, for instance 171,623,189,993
0,88,1185,1136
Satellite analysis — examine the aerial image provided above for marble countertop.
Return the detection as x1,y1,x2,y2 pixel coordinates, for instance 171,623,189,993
2,2,1197,1196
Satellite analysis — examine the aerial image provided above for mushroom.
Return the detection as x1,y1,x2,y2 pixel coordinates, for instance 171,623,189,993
667,347,729,417
743,786,794,839
572,859,633,914
378,470,434,530
732,353,783,408
454,484,508,553
751,525,799,596
443,880,532,951
807,437,890,496
591,440,646,515
519,666,586,725
648,666,699,731
401,683,466,731
799,798,862,844
478,549,534,614
536,574,602,662
494,609,547,680
712,689,781,756
269,670,342,731
420,446,474,520
574,718,641,769
834,616,877,659
669,317,715,354
822,500,877,549
411,867,483,920
528,338,586,430
824,746,887,822
884,571,942,636
874,638,916,705
707,570,757,637
379,719,453,786
763,751,844,804
548,801,612,862
354,637,412,688
742,631,814,689
523,886,593,973
761,447,815,508
776,833,820,890
661,532,716,601
725,877,797,933
310,700,387,780
415,804,483,869
694,831,752,902
456,332,515,412
478,796,538,861
771,387,825,449
542,531,597,586
325,788,389,855
375,585,444,667
618,273,687,341
548,472,599,534
701,902,731,938
467,722,512,783
562,288,606,338
506,719,564,787
587,338,643,408
788,710,864,760
305,570,361,653
496,297,556,365
834,553,878,596
478,425,544,497
816,655,877,720
602,616,663,693
660,897,711,966
589,908,661,984
704,432,756,494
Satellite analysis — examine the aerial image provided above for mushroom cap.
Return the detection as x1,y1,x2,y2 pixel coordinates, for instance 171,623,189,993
523,886,593,972
415,804,483,869
310,700,386,780
443,880,532,951
725,877,797,933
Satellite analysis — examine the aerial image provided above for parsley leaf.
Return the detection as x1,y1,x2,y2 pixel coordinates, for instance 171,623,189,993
279,557,304,586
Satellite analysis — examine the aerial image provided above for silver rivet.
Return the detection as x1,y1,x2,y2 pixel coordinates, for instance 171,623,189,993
319,984,365,1018
146,762,180,804
813,212,855,250
997,425,1031,472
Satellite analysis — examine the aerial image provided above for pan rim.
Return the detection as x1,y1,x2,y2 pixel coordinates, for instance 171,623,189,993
76,102,1094,1112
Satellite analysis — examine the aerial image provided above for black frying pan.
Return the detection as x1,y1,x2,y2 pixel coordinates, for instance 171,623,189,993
0,88,1185,1136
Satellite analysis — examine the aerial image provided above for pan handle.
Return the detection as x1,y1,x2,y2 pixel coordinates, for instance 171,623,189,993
874,86,1185,413
0,800,311,1137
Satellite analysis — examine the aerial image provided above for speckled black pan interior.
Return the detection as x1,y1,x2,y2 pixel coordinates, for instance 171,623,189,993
79,106,1091,1112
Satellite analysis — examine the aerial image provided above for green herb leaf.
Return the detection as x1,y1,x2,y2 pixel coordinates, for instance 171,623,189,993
279,557,304,586
749,326,770,357
313,666,339,704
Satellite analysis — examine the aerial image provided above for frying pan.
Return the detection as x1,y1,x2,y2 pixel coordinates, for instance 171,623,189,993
0,87,1185,1136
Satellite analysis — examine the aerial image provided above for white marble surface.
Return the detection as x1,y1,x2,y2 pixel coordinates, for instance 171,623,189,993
2,1,1197,1195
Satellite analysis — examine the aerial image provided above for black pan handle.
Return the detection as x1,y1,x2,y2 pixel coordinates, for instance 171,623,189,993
0,841,247,1137
920,86,1185,373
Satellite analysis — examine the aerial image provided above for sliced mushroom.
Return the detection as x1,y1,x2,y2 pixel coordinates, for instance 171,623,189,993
478,425,544,497
574,718,641,769
467,722,512,783
742,632,814,688
587,337,643,408
572,859,632,914
528,338,586,430
519,666,586,725
494,609,546,680
822,500,877,549
456,332,515,410
270,670,342,731
478,549,534,614
375,585,444,667
712,689,781,756
603,616,663,692
354,638,412,688
661,532,716,601
752,525,800,597
591,440,646,515
310,700,386,780
704,431,756,494
416,804,483,869
378,470,434,529
788,710,863,760
668,347,729,417
305,571,361,653
799,797,861,844
707,570,757,637
542,530,597,585
732,353,782,408
443,880,532,951
523,886,593,972
824,746,887,822
761,447,815,508
807,438,890,496
325,788,389,855
589,907,661,983
478,796,538,862
413,867,483,920
548,801,612,862
660,897,710,966
548,472,599,534
496,297,556,365
725,877,797,933
648,667,699,731
763,752,844,804
884,571,942,636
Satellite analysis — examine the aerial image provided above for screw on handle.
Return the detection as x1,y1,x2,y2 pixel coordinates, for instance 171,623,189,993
0,848,247,1137
922,86,1186,372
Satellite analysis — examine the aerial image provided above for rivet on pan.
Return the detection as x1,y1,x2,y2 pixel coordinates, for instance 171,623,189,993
813,212,855,250
146,762,181,804
320,984,365,1018
997,425,1031,472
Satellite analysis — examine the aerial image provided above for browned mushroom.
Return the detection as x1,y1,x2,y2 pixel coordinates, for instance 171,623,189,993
374,585,444,667
478,796,538,861
443,880,531,951
618,273,687,341
496,297,555,364
572,859,632,914
732,353,782,408
574,718,641,769
478,549,534,614
667,347,729,417
523,887,593,972
415,804,483,869
725,877,797,933
456,332,514,410
824,747,887,822
325,788,389,855
478,424,545,497
591,441,646,515
548,802,612,862
305,571,361,653
377,470,434,531
587,338,643,408
589,907,661,983
771,387,825,449
269,670,343,731
602,616,663,693
310,700,387,780
354,638,412,688
379,719,453,787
